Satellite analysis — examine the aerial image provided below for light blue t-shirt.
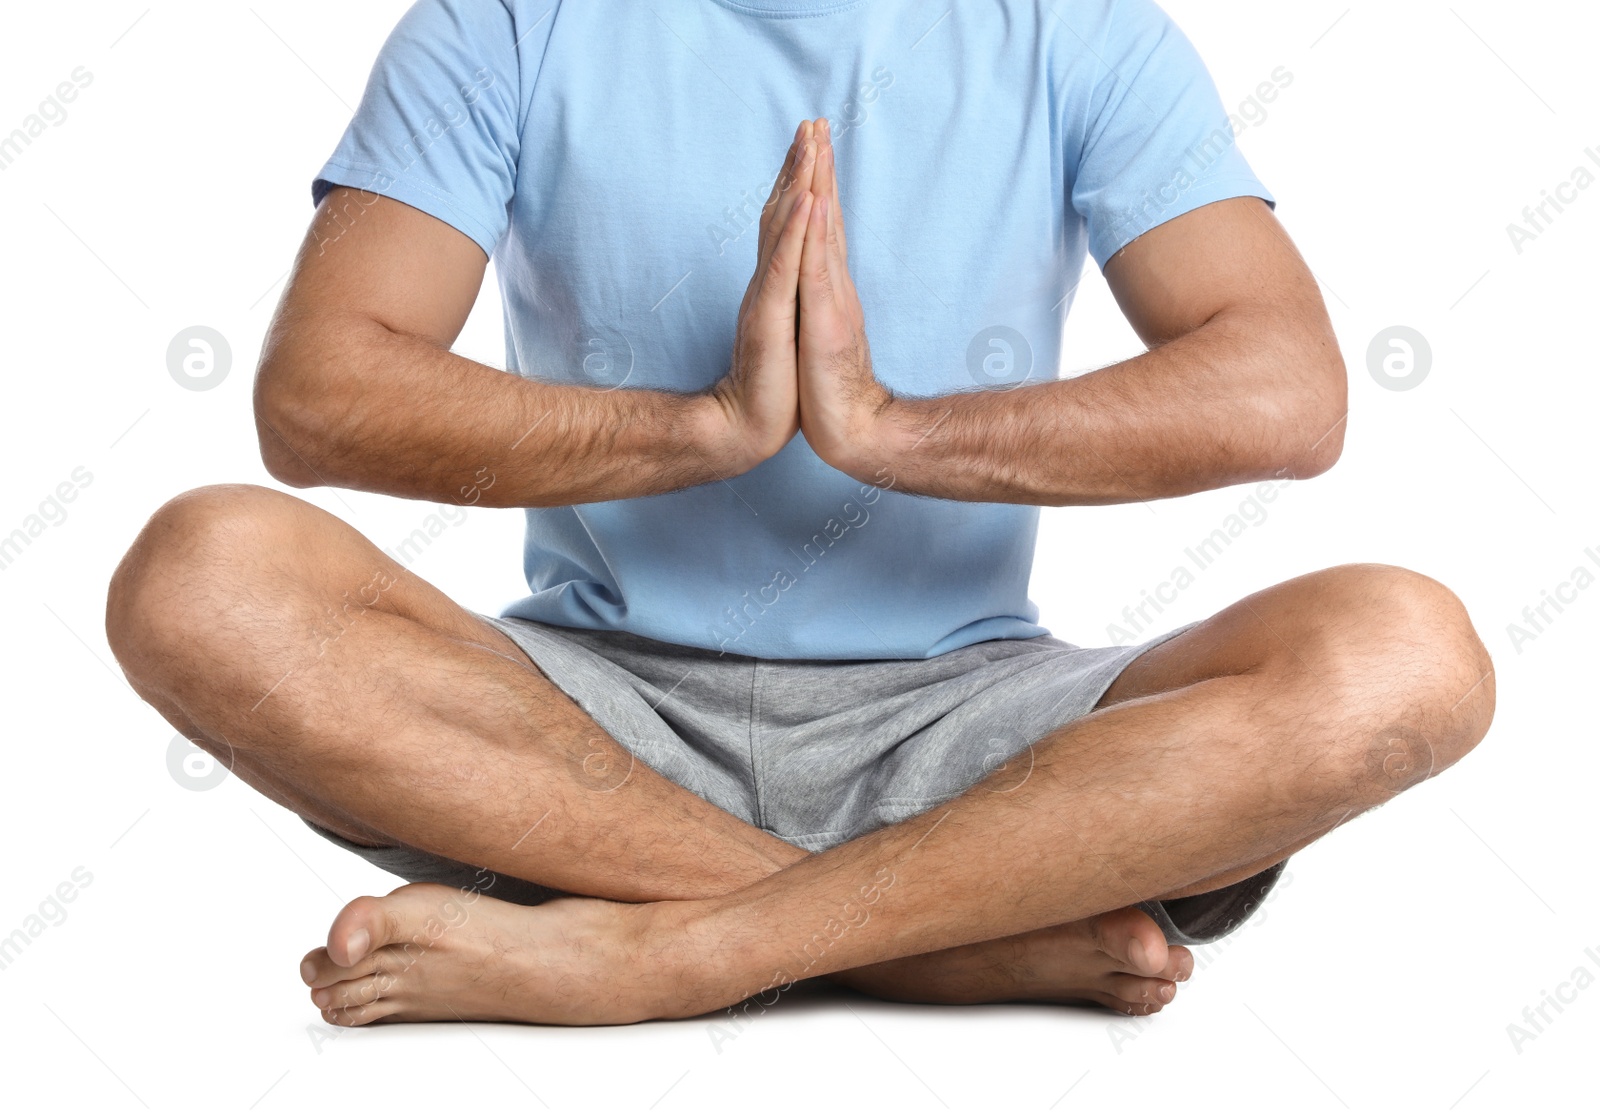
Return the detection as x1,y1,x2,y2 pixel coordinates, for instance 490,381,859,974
313,0,1273,660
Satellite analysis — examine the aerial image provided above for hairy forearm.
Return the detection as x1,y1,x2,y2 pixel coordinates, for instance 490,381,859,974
255,315,739,507
857,311,1346,506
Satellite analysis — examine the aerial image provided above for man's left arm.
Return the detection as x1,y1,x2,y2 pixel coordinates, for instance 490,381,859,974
804,192,1347,505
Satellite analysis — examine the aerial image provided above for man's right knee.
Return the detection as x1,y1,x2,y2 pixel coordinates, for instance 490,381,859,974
105,483,315,679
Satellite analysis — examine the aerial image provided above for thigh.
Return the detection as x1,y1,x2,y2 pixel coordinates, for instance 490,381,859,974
1093,577,1304,710
109,483,530,681
1094,562,1468,710
108,484,542,838
824,567,1390,819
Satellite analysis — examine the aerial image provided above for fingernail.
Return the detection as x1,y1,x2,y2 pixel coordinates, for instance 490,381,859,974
301,959,318,985
344,928,370,962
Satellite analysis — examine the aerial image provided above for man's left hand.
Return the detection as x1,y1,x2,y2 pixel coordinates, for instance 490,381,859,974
796,120,895,480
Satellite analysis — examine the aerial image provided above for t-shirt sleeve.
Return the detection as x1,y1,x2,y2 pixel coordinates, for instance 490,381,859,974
1067,0,1275,269
311,0,523,257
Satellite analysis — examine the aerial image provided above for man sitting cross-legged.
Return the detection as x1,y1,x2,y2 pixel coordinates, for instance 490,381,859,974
105,0,1494,1028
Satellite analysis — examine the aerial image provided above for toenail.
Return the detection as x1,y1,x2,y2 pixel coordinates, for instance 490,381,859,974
301,960,318,985
1127,938,1149,971
1159,982,1176,1002
345,928,370,962
312,988,331,1008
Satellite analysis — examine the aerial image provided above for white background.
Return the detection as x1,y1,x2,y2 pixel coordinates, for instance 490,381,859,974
1,1,1595,1115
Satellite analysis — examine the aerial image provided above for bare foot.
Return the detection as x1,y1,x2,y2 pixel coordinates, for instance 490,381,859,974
300,883,685,1026
302,885,1193,1026
835,907,1195,1016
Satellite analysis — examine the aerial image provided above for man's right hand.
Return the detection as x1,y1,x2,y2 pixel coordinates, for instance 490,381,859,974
706,120,820,473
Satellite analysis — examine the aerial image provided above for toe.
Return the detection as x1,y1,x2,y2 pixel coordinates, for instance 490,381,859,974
1091,907,1172,977
1099,995,1165,1016
322,997,400,1028
326,895,386,968
313,971,396,1013
326,882,469,968
1106,973,1177,1011
301,945,381,989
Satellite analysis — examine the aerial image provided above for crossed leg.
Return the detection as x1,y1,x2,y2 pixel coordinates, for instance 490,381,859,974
106,484,1494,1026
109,484,1207,1015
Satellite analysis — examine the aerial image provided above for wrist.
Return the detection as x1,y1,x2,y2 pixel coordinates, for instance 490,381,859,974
820,391,910,485
688,390,764,480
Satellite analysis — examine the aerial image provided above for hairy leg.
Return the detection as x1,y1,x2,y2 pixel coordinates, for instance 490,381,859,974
106,484,1186,1012
661,564,1496,1003
301,562,1493,1024
106,484,800,900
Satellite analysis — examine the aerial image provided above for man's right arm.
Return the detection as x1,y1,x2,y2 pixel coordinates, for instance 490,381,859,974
254,187,777,508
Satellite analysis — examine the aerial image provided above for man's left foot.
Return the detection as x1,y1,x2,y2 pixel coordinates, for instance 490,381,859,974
834,906,1194,1015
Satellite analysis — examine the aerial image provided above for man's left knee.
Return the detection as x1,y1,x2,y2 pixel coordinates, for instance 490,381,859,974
1320,563,1495,781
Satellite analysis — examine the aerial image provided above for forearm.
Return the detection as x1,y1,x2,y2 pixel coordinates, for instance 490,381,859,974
856,310,1345,505
255,317,741,507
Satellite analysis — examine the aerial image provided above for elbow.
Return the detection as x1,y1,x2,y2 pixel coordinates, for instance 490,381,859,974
258,439,321,490
1274,347,1347,482
253,361,329,489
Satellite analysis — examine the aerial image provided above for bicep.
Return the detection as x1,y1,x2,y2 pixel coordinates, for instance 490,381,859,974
1100,195,1347,477
254,189,491,483
277,187,489,350
1102,196,1329,348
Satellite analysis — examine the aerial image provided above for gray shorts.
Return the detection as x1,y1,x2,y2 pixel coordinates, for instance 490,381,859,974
305,614,1287,946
